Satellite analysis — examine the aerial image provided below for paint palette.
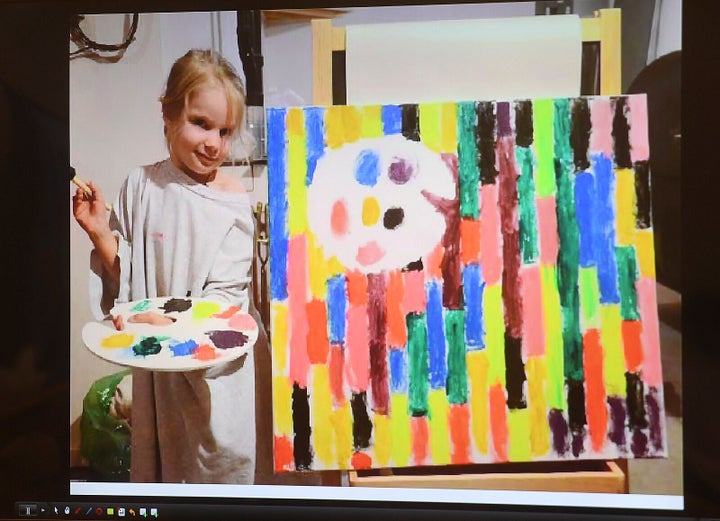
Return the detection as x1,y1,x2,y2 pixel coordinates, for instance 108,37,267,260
82,297,258,371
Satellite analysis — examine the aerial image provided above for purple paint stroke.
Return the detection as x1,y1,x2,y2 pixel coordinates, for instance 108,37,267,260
631,428,649,457
496,101,512,138
647,387,664,453
607,396,627,450
548,408,569,456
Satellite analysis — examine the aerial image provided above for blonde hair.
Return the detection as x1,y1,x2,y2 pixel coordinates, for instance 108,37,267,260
160,49,246,131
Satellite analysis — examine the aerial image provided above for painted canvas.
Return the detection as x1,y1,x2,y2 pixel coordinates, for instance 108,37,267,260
267,95,666,473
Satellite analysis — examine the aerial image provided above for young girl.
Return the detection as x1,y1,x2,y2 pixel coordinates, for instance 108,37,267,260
73,49,270,484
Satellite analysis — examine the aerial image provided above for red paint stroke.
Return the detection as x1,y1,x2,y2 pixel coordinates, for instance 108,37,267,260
520,265,545,357
637,278,662,387
498,135,522,337
537,196,559,264
489,383,508,462
449,404,471,464
438,153,463,310
329,344,346,407
346,269,367,306
214,305,240,319
622,320,644,373
306,299,330,364
193,343,218,361
346,305,369,392
480,184,502,285
583,329,608,453
228,313,258,331
288,235,309,387
331,198,350,237
460,218,481,266
368,274,390,415
410,416,430,466
351,451,373,470
425,242,445,281
402,270,426,314
385,269,407,347
274,435,294,472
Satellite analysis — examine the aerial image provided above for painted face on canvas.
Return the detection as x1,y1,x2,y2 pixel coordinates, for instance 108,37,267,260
307,135,455,273
165,83,236,180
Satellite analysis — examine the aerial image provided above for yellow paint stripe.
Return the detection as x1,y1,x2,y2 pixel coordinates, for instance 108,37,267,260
441,102,458,153
272,375,294,436
287,108,308,235
616,168,636,246
600,304,626,396
271,302,288,373
331,401,353,470
307,232,328,299
311,365,335,466
526,357,551,457
361,105,383,138
508,408,532,462
428,389,451,465
419,103,442,152
635,229,656,279
373,413,391,468
390,393,411,466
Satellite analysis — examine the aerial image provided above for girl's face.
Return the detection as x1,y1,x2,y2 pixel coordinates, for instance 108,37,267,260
165,84,236,182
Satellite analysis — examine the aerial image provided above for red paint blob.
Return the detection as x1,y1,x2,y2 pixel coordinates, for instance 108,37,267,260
410,416,429,465
306,299,330,364
193,343,218,361
274,435,294,472
351,451,373,470
214,305,240,319
583,329,608,453
622,320,644,373
331,199,349,237
449,404,471,464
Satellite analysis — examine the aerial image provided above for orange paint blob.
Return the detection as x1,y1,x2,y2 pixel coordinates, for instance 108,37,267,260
193,343,218,361
425,242,444,280
346,270,367,306
214,305,240,319
410,416,429,465
583,329,608,453
449,404,471,464
460,218,481,265
351,451,372,470
331,199,349,237
274,435,294,472
622,320,644,373
489,383,508,462
306,299,330,364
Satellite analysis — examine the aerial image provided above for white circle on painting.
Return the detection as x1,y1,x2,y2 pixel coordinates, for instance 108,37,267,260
307,135,455,274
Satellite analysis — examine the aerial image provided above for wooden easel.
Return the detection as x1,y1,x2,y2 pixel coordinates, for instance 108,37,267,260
309,8,628,494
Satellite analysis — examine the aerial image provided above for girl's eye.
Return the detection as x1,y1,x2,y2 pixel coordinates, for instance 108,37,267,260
192,119,207,129
220,128,232,138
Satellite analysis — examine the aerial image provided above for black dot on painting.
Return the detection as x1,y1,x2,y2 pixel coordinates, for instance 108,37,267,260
383,207,404,230
388,157,414,184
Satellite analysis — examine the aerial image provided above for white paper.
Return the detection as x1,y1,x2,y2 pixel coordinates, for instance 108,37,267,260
346,15,582,105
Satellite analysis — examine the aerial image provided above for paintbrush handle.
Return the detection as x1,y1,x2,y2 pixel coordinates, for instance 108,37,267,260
72,175,112,211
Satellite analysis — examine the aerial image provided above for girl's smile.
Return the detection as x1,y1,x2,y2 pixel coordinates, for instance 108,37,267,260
165,84,237,183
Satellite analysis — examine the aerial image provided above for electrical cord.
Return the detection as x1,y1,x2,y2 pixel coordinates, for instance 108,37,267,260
70,13,139,56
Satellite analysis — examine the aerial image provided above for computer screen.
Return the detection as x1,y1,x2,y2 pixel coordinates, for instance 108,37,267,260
0,1,716,520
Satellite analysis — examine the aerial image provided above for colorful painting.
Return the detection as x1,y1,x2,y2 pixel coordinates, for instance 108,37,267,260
267,95,666,473
82,297,258,371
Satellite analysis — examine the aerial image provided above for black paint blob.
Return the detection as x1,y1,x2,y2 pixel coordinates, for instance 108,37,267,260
567,378,587,434
626,372,648,429
292,384,312,470
383,207,405,230
161,297,192,314
401,104,420,142
514,100,534,148
504,333,527,409
351,392,373,450
403,258,424,272
634,160,652,229
477,101,498,185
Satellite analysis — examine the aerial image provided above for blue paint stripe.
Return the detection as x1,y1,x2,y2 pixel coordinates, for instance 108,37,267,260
426,281,447,389
305,107,325,186
389,347,408,393
592,153,620,304
327,274,347,344
267,108,289,301
574,171,596,269
382,105,403,135
463,264,485,350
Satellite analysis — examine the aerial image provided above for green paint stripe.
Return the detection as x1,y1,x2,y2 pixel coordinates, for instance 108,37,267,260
407,313,429,416
457,102,480,218
516,147,539,264
579,267,600,330
616,246,640,321
445,310,468,405
541,265,565,410
533,99,556,197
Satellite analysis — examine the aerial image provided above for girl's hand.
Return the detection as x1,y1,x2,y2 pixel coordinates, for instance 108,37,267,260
112,314,124,331
72,181,111,239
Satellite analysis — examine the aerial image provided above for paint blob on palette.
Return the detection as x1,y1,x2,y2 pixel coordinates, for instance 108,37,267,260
267,96,667,473
82,297,258,371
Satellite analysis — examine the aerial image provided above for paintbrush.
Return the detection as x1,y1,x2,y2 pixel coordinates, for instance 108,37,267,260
70,166,111,211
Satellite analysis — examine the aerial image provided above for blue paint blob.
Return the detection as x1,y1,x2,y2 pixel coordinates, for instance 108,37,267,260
169,339,199,357
327,275,347,344
305,107,325,186
267,108,289,301
574,171,596,268
592,153,620,304
426,281,447,390
355,149,381,186
389,347,408,394
381,105,403,135
463,264,485,350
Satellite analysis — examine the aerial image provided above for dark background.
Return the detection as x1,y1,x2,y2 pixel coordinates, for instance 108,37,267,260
0,0,717,519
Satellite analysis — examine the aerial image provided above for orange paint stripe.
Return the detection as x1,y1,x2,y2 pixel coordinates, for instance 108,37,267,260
449,404,471,464
346,269,367,306
425,242,445,280
489,383,508,462
386,269,407,347
351,451,372,470
583,329,608,453
306,299,330,364
410,416,429,466
460,218,481,265
274,435,294,473
621,320,643,373
329,344,346,407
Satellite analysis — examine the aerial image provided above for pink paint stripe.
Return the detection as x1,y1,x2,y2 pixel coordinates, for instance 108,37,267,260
637,278,662,387
287,235,309,387
480,184,502,285
590,98,613,157
537,196,559,264
628,95,650,163
346,305,370,392
402,270,426,314
521,264,545,357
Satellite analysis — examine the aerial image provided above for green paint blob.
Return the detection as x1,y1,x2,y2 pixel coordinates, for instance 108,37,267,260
533,99,556,197
579,267,600,327
406,313,429,416
444,310,467,405
616,246,640,320
457,102,480,218
131,299,152,312
516,147,539,264
132,336,166,356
